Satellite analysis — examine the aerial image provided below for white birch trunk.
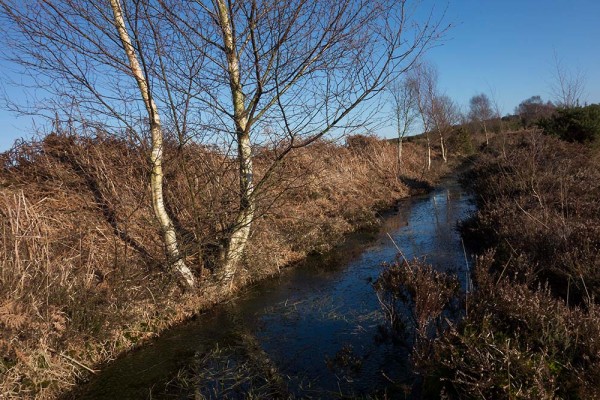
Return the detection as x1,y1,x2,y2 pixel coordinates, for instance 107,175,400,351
109,0,195,288
215,0,255,283
397,137,403,170
396,112,403,170
440,134,447,163
426,133,431,170
483,122,489,146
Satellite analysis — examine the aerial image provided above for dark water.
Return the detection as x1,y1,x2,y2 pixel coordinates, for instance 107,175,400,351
73,177,475,399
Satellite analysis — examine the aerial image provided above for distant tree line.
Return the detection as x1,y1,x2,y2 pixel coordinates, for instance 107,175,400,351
539,104,600,143
510,96,600,144
389,54,598,155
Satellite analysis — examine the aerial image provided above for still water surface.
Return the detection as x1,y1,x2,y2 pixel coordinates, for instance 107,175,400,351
75,177,475,399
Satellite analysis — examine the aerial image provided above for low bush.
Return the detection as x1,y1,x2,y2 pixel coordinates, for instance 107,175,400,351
420,255,600,399
0,131,441,399
375,131,600,398
539,104,600,144
463,132,600,303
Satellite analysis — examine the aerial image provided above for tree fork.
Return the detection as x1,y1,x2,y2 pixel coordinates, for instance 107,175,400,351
214,0,255,283
109,0,195,288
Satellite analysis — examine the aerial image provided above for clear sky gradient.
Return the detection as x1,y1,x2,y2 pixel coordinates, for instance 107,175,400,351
1,0,599,150
431,0,600,116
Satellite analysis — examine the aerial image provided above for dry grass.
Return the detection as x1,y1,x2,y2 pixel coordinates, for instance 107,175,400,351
373,131,600,399
462,130,600,304
0,131,445,399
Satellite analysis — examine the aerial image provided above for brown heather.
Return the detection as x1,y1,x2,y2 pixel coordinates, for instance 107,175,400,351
375,131,600,399
463,131,600,304
0,132,442,399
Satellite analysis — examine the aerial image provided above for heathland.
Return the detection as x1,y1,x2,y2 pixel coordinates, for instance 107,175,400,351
1,131,455,398
376,116,600,398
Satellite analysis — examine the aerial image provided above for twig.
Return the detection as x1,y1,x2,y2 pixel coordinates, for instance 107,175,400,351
580,274,592,304
514,200,549,230
461,238,471,316
566,275,571,308
461,238,470,291
386,232,409,265
496,254,513,285
381,370,396,384
49,348,98,374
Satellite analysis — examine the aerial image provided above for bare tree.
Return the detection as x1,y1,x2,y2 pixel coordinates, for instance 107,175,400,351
408,62,459,165
468,93,494,145
407,64,432,170
487,87,503,132
486,87,508,156
389,77,418,169
108,0,195,287
429,94,461,162
166,0,448,282
550,53,587,108
515,96,555,128
1,0,448,285
0,0,197,287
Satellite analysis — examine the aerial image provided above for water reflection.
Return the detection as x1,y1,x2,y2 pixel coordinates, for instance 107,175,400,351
72,178,475,399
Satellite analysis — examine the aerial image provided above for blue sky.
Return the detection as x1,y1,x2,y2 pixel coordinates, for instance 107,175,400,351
429,0,600,113
1,0,600,150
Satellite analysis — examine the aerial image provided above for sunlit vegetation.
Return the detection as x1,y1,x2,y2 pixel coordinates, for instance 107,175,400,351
0,131,448,398
1,1,599,397
376,130,600,398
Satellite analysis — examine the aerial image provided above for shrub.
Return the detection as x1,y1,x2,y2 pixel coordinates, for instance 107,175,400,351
422,256,600,399
374,255,600,399
462,132,600,304
345,133,380,150
447,127,474,156
376,132,600,398
539,104,600,143
374,259,459,341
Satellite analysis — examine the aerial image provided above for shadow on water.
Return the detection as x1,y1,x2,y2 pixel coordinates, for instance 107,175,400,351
66,176,475,400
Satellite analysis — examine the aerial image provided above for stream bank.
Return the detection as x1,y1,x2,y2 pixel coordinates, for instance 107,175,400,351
69,175,475,399
2,136,447,399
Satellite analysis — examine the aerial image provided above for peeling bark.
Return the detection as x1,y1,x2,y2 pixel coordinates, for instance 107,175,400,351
109,0,195,288
214,0,255,283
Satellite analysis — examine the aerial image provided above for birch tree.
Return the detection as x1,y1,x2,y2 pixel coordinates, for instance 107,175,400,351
515,96,555,128
1,0,448,285
409,62,459,164
468,93,493,145
109,0,195,286
550,53,587,108
389,77,418,169
166,0,448,282
429,94,461,162
0,0,196,287
407,63,433,169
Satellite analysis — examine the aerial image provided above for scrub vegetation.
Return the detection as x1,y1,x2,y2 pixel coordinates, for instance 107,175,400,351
0,132,447,399
2,1,600,397
0,0,450,396
376,129,600,398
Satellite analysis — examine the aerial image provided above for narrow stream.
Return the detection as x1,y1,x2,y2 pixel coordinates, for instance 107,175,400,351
72,177,475,399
